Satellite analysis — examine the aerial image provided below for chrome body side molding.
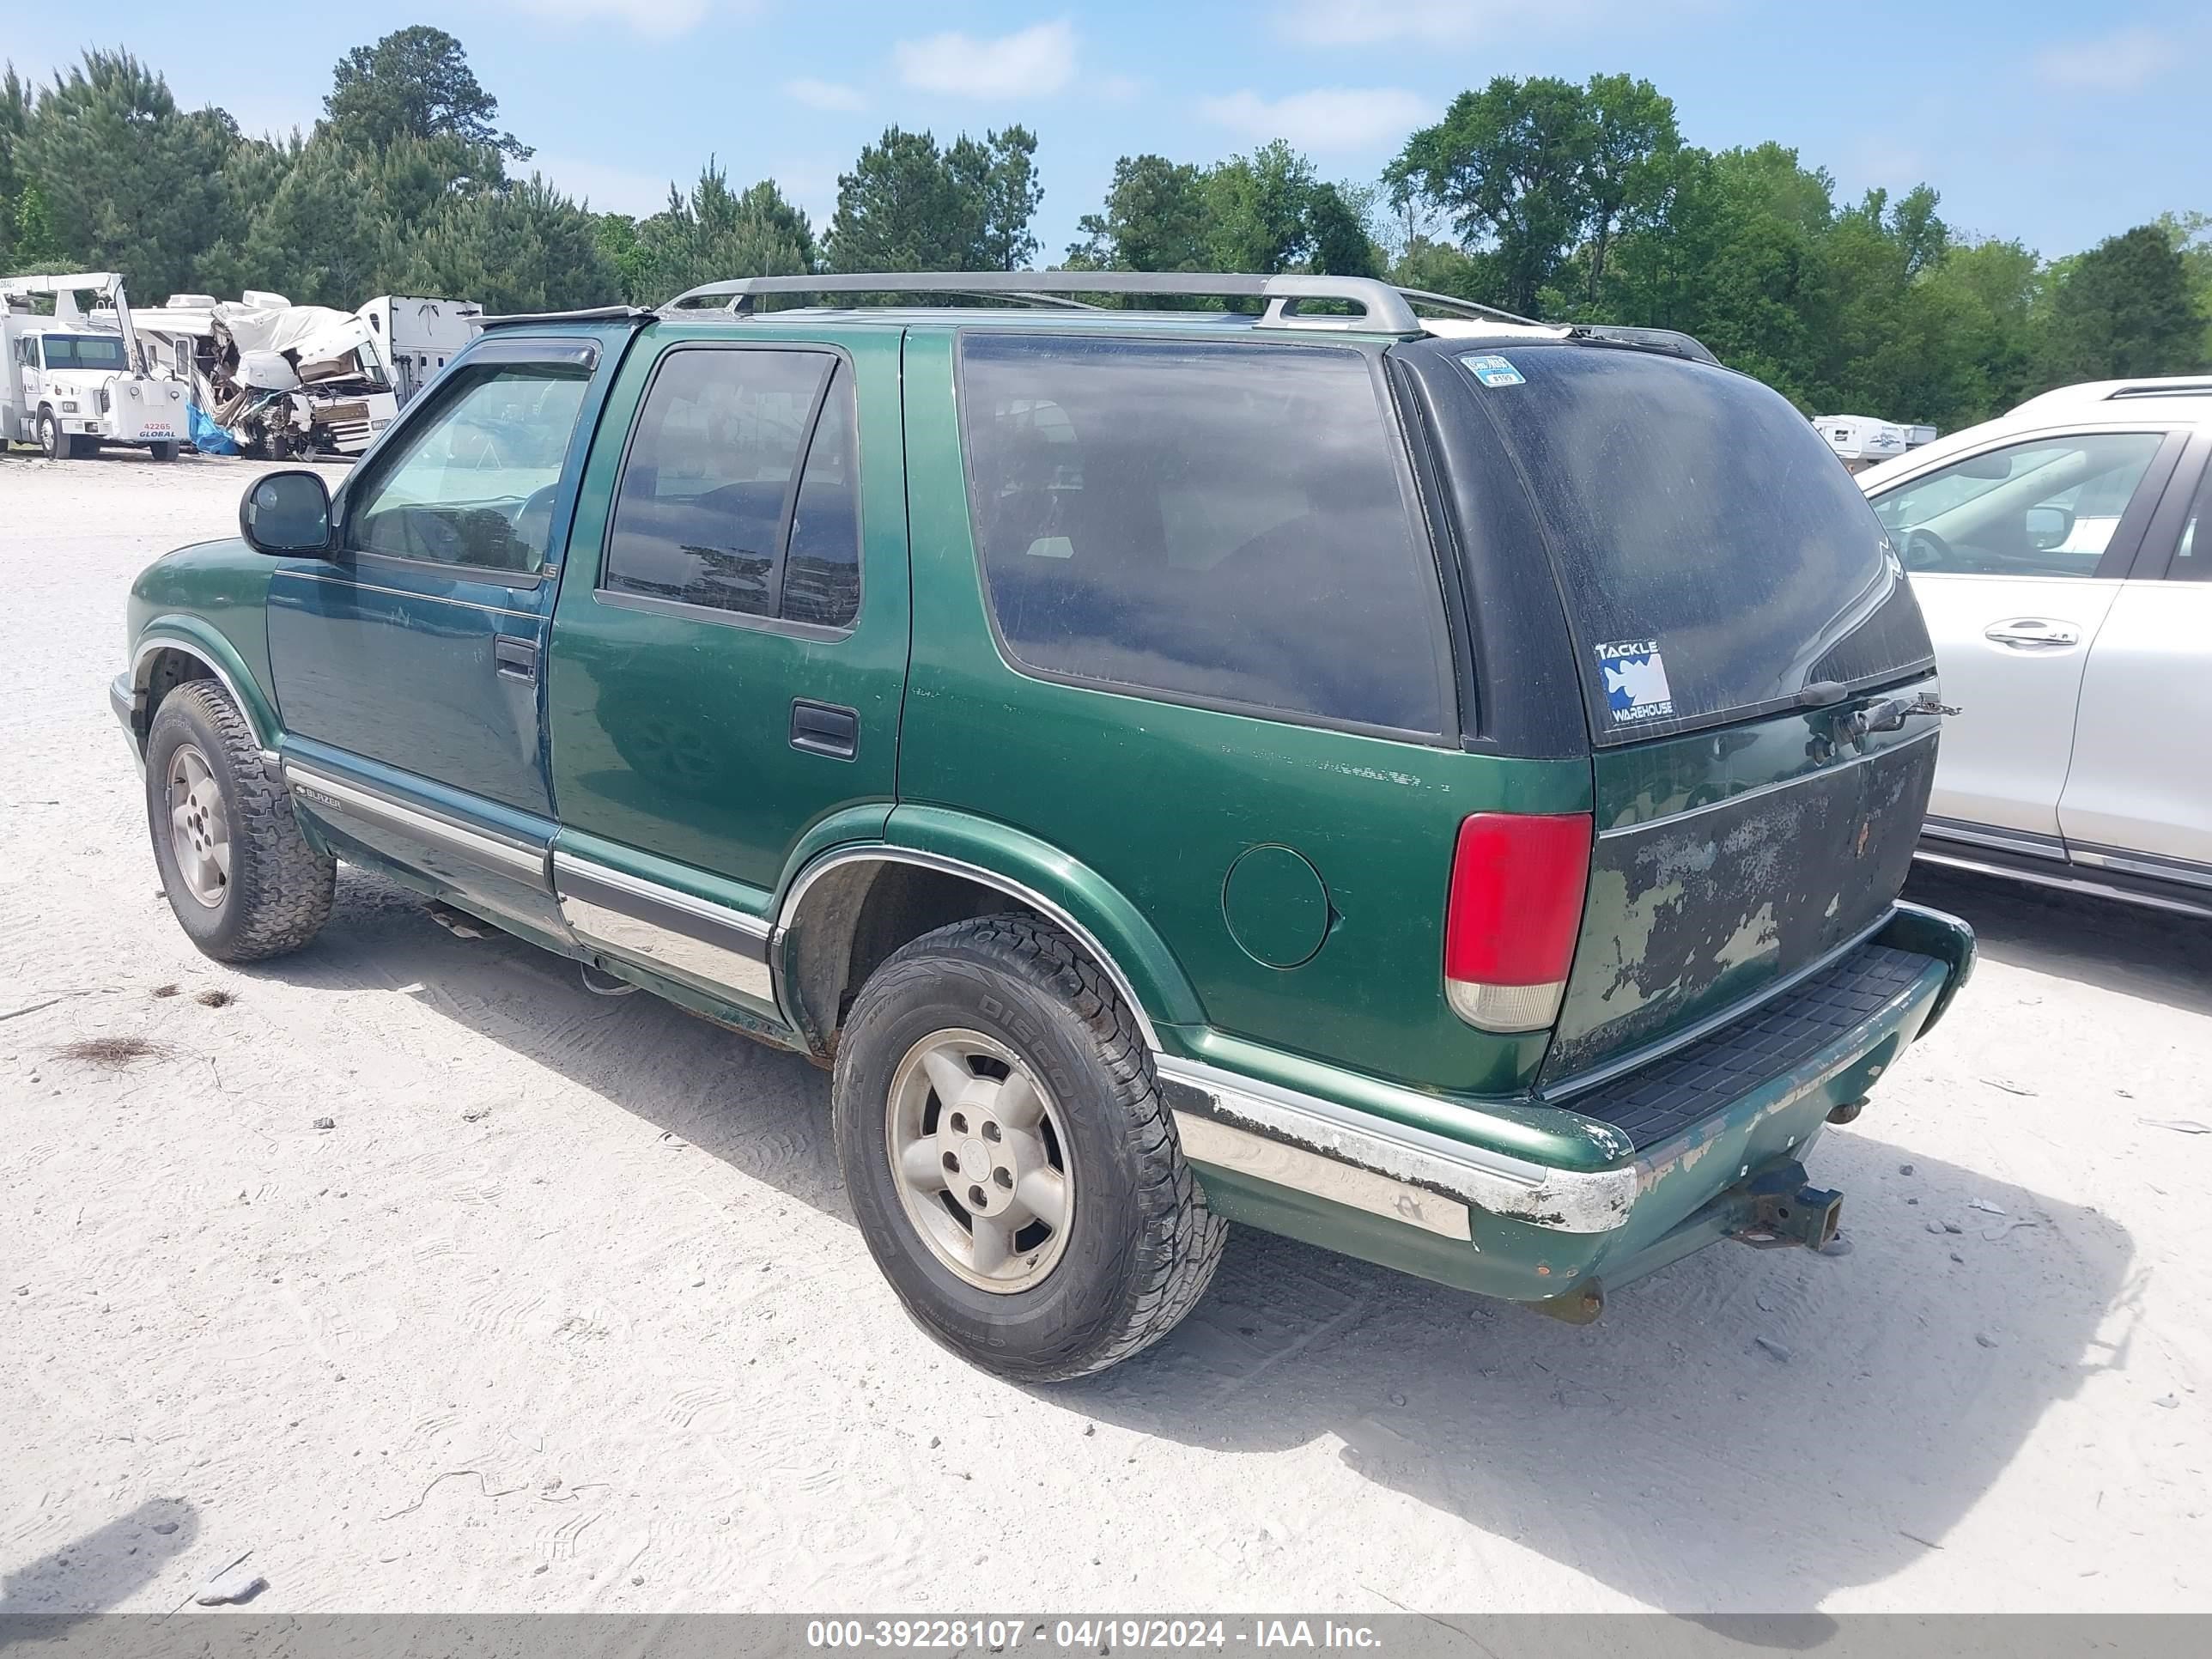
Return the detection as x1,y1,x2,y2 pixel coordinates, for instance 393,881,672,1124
552,850,775,1004
282,763,546,878
1156,1055,1636,1235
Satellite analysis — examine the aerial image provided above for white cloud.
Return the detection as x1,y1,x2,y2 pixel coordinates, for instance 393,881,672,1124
895,19,1077,99
1275,0,1707,46
533,154,678,216
786,77,867,112
1199,87,1431,152
2032,26,2173,92
495,0,720,38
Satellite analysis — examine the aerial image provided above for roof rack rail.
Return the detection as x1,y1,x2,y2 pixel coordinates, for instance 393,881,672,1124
478,304,656,331
660,271,1431,332
1391,286,1546,328
2106,379,2212,400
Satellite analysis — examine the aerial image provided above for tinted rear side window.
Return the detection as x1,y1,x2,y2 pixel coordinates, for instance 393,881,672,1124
957,334,1451,736
1453,345,1933,744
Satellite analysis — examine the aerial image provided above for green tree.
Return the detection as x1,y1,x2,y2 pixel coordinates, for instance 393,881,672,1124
234,135,389,306
2039,225,2208,386
1577,73,1678,302
2154,210,2212,362
325,27,528,165
1067,143,1382,278
622,161,816,304
1387,76,1594,314
1066,153,1206,270
827,125,1042,272
397,176,618,313
18,51,233,297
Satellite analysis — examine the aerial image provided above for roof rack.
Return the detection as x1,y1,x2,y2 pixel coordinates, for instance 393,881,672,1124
2106,379,2212,400
661,271,1441,333
478,304,655,331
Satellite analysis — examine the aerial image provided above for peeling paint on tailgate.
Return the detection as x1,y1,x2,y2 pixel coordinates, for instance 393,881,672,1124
1542,698,1941,1087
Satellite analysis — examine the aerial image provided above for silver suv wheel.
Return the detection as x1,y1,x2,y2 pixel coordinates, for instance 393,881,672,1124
165,743,232,908
884,1026,1073,1293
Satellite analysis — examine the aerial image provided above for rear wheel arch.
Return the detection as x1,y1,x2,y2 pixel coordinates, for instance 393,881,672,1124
776,848,1183,1060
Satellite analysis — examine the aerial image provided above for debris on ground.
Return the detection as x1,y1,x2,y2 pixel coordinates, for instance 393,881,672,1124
2138,1117,2209,1135
194,1563,266,1605
52,1035,167,1067
152,984,180,999
313,1117,336,1131
197,989,235,1009
1967,1200,2008,1216
1754,1336,1791,1362
1982,1079,2038,1097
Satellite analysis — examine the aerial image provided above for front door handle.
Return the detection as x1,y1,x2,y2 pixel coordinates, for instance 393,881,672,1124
493,635,538,681
1984,618,2081,649
790,700,859,759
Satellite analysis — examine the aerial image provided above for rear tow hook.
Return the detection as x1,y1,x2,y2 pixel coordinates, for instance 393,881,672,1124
1734,1160,1844,1252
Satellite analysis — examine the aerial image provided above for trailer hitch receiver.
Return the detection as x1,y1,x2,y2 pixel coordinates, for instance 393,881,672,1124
1733,1160,1844,1251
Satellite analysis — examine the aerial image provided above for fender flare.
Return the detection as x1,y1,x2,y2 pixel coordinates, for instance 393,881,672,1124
131,623,282,758
775,808,1207,1051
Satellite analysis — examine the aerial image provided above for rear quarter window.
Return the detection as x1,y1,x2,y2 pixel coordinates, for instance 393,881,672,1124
1453,344,1933,744
957,333,1453,737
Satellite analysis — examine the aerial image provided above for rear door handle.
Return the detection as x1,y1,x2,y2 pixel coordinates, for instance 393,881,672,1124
790,699,859,759
1984,618,2081,649
493,635,538,680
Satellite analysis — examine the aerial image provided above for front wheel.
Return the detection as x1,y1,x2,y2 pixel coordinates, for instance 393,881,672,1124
144,680,335,961
832,915,1224,1382
38,409,73,460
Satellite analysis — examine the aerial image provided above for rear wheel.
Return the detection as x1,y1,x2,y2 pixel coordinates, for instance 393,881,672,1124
832,915,1224,1382
145,680,334,961
149,440,178,462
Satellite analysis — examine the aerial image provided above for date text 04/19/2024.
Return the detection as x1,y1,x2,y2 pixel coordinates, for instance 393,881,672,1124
804,1620,1384,1650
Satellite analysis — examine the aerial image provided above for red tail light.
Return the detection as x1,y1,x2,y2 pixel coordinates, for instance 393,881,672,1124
1443,812,1593,1032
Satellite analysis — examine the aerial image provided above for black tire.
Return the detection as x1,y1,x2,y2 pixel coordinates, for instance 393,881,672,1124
149,441,179,462
832,915,1225,1382
37,408,66,460
144,679,335,962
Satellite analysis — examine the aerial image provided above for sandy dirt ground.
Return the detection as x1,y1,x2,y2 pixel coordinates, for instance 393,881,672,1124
2,452,2208,1618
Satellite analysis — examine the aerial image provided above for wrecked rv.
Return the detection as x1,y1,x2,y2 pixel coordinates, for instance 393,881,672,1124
130,292,400,459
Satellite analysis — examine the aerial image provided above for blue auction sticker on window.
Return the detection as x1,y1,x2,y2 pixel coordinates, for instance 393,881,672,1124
1595,638,1674,723
1462,353,1526,387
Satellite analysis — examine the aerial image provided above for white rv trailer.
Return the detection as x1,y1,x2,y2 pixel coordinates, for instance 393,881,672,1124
357,294,483,404
1,272,188,459
1814,413,1911,472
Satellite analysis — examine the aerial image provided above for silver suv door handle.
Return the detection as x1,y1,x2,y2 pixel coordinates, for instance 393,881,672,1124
1984,618,2081,649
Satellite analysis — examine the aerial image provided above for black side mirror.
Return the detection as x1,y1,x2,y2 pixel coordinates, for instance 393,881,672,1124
240,469,332,556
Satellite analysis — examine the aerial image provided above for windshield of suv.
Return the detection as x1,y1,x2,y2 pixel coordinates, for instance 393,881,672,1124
41,334,129,371
1451,344,1933,744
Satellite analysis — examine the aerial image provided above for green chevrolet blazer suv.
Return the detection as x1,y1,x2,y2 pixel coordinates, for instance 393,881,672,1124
112,272,1975,1381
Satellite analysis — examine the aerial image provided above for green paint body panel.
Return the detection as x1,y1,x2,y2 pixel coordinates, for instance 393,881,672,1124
126,539,283,747
897,328,1590,1099
546,320,908,898
113,307,1981,1329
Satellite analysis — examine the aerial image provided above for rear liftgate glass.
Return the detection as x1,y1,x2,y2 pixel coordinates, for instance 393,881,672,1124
1441,342,1939,1088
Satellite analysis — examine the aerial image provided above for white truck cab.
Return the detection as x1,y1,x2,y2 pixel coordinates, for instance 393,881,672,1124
2,272,187,460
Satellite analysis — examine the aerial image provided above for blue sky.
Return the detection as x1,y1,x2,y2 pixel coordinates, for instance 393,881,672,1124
9,1,2203,262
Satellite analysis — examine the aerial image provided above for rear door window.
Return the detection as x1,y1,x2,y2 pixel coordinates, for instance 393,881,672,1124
1450,344,1934,744
603,348,860,628
957,334,1452,736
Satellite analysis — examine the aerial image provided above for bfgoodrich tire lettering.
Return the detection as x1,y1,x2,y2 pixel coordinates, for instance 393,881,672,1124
832,915,1225,1382
145,679,335,961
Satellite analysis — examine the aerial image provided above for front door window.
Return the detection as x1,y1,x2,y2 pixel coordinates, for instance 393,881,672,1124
1872,432,2165,577
343,361,591,576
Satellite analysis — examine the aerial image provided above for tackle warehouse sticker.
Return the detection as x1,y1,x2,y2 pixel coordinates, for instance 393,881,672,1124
1595,639,1674,724
1462,353,1526,387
